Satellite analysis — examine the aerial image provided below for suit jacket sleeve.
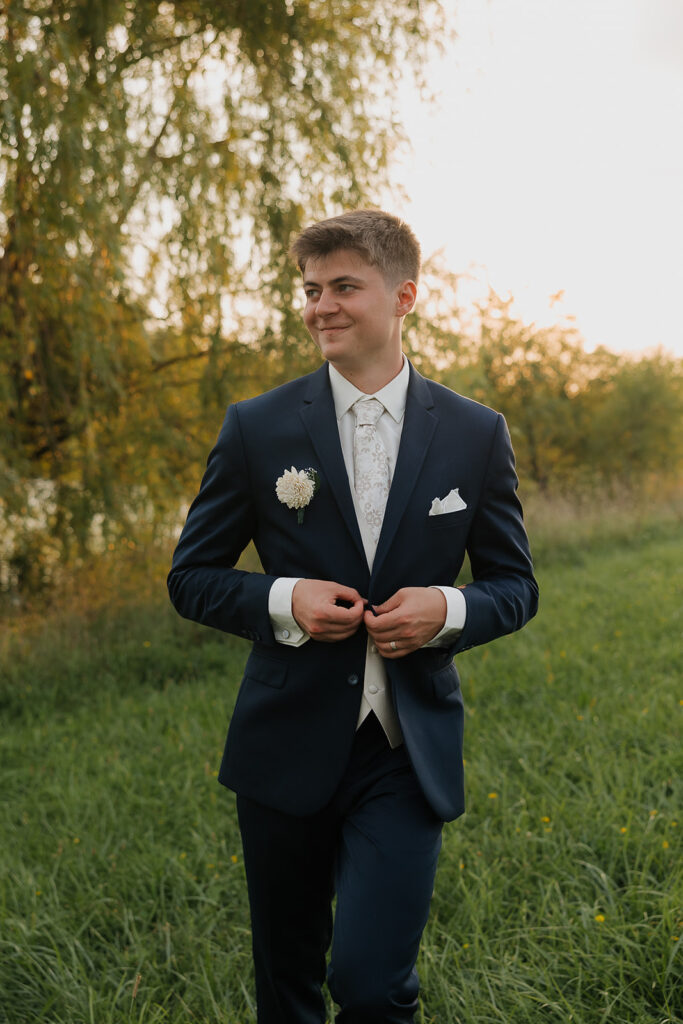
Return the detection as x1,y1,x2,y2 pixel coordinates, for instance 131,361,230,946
449,412,538,655
167,403,277,644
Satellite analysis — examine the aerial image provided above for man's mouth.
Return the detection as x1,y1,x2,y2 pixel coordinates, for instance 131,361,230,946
319,324,351,333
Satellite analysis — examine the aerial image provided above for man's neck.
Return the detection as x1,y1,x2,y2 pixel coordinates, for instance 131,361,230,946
329,354,405,395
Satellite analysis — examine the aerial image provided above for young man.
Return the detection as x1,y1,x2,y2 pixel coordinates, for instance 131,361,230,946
168,210,538,1023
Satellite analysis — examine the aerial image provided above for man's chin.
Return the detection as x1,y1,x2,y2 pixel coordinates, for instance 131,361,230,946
317,338,353,362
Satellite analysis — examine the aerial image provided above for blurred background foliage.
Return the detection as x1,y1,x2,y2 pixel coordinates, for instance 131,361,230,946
1,0,682,596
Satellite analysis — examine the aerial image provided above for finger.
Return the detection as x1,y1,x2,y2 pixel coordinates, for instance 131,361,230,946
310,617,362,641
322,601,367,629
321,619,362,639
320,611,365,637
329,584,363,604
365,608,402,637
327,600,365,626
375,640,411,659
363,610,384,636
317,622,358,638
371,591,403,616
347,597,367,622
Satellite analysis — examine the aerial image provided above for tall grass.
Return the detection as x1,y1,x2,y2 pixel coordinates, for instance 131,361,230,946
1,504,681,1023
521,478,683,568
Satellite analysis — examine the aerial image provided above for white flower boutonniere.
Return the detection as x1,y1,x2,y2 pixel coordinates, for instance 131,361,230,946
275,466,320,525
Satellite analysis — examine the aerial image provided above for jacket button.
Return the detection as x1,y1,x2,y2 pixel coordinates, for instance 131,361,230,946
347,674,359,686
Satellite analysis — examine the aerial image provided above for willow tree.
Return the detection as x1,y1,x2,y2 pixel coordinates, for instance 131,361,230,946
0,0,445,588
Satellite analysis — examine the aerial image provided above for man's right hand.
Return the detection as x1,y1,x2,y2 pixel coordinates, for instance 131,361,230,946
292,579,365,642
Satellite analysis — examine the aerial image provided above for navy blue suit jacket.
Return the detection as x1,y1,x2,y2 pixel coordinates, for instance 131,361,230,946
168,362,538,822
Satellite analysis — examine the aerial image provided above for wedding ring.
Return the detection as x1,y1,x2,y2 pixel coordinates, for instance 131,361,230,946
390,640,398,651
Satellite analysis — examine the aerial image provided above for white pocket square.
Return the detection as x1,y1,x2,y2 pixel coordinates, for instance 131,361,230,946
429,488,467,516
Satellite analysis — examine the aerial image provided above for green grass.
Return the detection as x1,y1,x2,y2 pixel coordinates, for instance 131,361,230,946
1,529,681,1023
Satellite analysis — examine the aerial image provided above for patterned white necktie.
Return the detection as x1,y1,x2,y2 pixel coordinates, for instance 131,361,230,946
353,397,390,546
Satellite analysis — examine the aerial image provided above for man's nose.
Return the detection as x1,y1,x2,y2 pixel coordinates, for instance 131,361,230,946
315,289,339,316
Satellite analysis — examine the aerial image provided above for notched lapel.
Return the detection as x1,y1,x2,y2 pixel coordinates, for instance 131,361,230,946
299,366,366,562
372,370,437,580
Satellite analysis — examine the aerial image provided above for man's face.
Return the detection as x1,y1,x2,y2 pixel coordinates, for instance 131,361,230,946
301,249,408,375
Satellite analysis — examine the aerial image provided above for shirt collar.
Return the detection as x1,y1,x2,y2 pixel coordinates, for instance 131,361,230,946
328,356,409,423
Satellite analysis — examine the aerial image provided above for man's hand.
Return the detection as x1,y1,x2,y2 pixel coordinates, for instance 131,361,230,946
292,579,365,642
364,587,447,659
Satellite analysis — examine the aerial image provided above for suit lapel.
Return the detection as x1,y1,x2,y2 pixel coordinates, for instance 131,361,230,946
299,365,366,563
372,367,437,581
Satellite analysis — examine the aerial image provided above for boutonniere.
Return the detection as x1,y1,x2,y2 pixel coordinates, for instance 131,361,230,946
275,466,320,525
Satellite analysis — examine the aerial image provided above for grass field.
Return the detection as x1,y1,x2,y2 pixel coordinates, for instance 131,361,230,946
1,521,681,1023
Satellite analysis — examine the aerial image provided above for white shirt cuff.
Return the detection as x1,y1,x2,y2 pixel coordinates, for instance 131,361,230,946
424,585,467,648
268,577,309,646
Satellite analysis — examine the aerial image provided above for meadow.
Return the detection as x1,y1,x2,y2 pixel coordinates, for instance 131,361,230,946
1,501,681,1023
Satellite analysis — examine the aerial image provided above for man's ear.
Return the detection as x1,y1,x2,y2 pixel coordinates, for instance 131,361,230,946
395,280,417,317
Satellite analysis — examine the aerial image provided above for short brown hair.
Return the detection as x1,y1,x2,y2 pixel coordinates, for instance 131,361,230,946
289,209,421,284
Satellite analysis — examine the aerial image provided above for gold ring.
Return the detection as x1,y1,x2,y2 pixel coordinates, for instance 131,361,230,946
390,640,398,651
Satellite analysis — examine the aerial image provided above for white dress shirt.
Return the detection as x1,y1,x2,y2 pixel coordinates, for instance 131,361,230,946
268,357,467,747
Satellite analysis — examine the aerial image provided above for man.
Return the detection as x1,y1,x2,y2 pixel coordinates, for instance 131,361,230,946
168,210,538,1023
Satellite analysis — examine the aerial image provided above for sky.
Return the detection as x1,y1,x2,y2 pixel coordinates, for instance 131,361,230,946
389,0,683,357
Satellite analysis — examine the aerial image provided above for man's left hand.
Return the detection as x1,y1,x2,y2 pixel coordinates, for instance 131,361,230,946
364,587,447,659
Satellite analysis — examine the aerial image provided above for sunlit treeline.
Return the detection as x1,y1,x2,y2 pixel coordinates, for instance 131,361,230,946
414,290,683,494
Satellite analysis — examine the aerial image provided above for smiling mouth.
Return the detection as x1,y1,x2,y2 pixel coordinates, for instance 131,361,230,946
319,324,351,333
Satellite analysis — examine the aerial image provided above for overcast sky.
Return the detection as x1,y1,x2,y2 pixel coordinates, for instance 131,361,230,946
389,0,683,357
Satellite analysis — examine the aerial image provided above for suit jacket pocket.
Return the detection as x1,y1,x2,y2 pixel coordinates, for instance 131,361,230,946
430,663,461,701
427,510,473,530
243,653,289,690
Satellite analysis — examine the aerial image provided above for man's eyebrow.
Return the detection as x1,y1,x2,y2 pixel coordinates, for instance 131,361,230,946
303,275,365,288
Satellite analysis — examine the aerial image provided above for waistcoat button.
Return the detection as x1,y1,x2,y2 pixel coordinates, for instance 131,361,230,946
347,674,359,686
